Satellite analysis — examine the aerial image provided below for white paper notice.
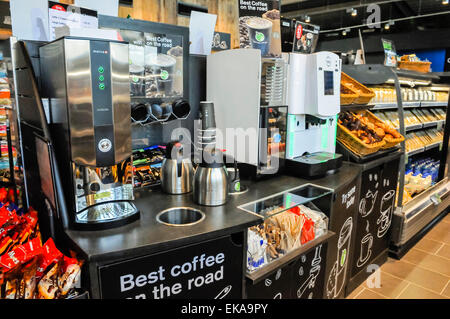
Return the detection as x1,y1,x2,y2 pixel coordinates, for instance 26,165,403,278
189,11,217,56
10,0,49,41
74,0,119,17
48,3,98,41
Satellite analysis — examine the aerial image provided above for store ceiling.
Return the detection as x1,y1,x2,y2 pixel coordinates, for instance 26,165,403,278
281,0,450,38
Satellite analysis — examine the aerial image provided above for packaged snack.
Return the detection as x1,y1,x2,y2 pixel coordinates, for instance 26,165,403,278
4,278,18,299
36,238,63,280
37,262,60,299
58,256,82,296
300,215,315,245
21,258,38,299
0,237,42,272
0,236,13,255
247,228,268,272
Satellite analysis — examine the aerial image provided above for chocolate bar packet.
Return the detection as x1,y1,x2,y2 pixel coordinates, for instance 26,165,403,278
58,256,82,297
37,262,60,299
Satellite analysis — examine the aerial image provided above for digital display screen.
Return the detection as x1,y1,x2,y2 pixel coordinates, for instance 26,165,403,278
324,71,334,96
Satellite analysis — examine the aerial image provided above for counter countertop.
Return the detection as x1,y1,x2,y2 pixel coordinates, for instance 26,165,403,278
64,163,360,263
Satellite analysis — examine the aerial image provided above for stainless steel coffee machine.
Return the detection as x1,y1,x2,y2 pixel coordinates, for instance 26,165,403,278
39,37,139,229
207,49,288,179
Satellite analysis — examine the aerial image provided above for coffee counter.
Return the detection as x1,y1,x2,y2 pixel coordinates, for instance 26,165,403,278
64,163,361,299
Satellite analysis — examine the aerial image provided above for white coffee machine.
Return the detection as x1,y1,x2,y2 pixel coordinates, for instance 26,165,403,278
284,51,343,177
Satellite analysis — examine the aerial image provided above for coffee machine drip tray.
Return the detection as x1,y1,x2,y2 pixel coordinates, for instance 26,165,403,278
285,152,343,178
75,201,140,230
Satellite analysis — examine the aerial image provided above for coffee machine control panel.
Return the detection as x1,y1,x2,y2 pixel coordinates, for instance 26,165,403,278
314,52,341,117
90,41,116,167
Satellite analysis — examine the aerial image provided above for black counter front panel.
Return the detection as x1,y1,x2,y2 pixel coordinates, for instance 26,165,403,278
98,234,243,299
350,158,400,278
324,173,360,299
245,242,328,299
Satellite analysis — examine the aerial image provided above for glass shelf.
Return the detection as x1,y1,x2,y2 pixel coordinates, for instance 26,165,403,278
238,184,332,220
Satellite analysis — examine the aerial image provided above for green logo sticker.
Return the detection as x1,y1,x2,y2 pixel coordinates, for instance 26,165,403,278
340,249,347,266
255,31,265,42
160,70,169,80
234,182,241,192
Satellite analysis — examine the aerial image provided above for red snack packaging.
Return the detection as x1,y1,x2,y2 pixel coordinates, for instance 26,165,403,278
0,237,42,272
0,188,7,203
58,256,83,297
19,258,38,299
289,206,301,216
0,236,13,255
300,214,315,245
37,262,60,299
36,238,63,279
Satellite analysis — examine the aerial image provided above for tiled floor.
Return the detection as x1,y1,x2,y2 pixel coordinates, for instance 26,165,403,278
347,213,450,299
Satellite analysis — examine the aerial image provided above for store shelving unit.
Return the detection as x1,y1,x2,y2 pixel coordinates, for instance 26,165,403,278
342,64,450,258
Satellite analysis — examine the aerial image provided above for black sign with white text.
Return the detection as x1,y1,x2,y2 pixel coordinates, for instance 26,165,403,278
98,235,244,299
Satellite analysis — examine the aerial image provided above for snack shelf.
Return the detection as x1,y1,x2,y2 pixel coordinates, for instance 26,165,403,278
404,124,424,131
395,120,445,132
425,142,442,151
340,104,375,112
406,147,425,156
372,103,398,110
246,231,335,284
422,120,445,128
403,101,421,108
421,101,448,108
371,101,447,110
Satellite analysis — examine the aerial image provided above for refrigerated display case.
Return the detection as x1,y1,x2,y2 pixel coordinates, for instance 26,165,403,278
342,64,450,259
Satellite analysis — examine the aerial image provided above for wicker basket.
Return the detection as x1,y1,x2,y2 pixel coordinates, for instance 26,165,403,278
337,122,386,156
341,72,375,104
353,110,405,149
398,61,431,73
341,83,359,105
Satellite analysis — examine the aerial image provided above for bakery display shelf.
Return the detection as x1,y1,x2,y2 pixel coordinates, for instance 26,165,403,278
336,140,401,164
246,231,335,284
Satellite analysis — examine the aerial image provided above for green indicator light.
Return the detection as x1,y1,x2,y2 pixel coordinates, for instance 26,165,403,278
99,83,105,90
321,119,329,150
98,66,104,73
99,75,105,81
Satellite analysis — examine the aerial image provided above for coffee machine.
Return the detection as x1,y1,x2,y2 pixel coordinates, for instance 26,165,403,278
207,49,288,178
284,51,343,177
39,37,139,230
